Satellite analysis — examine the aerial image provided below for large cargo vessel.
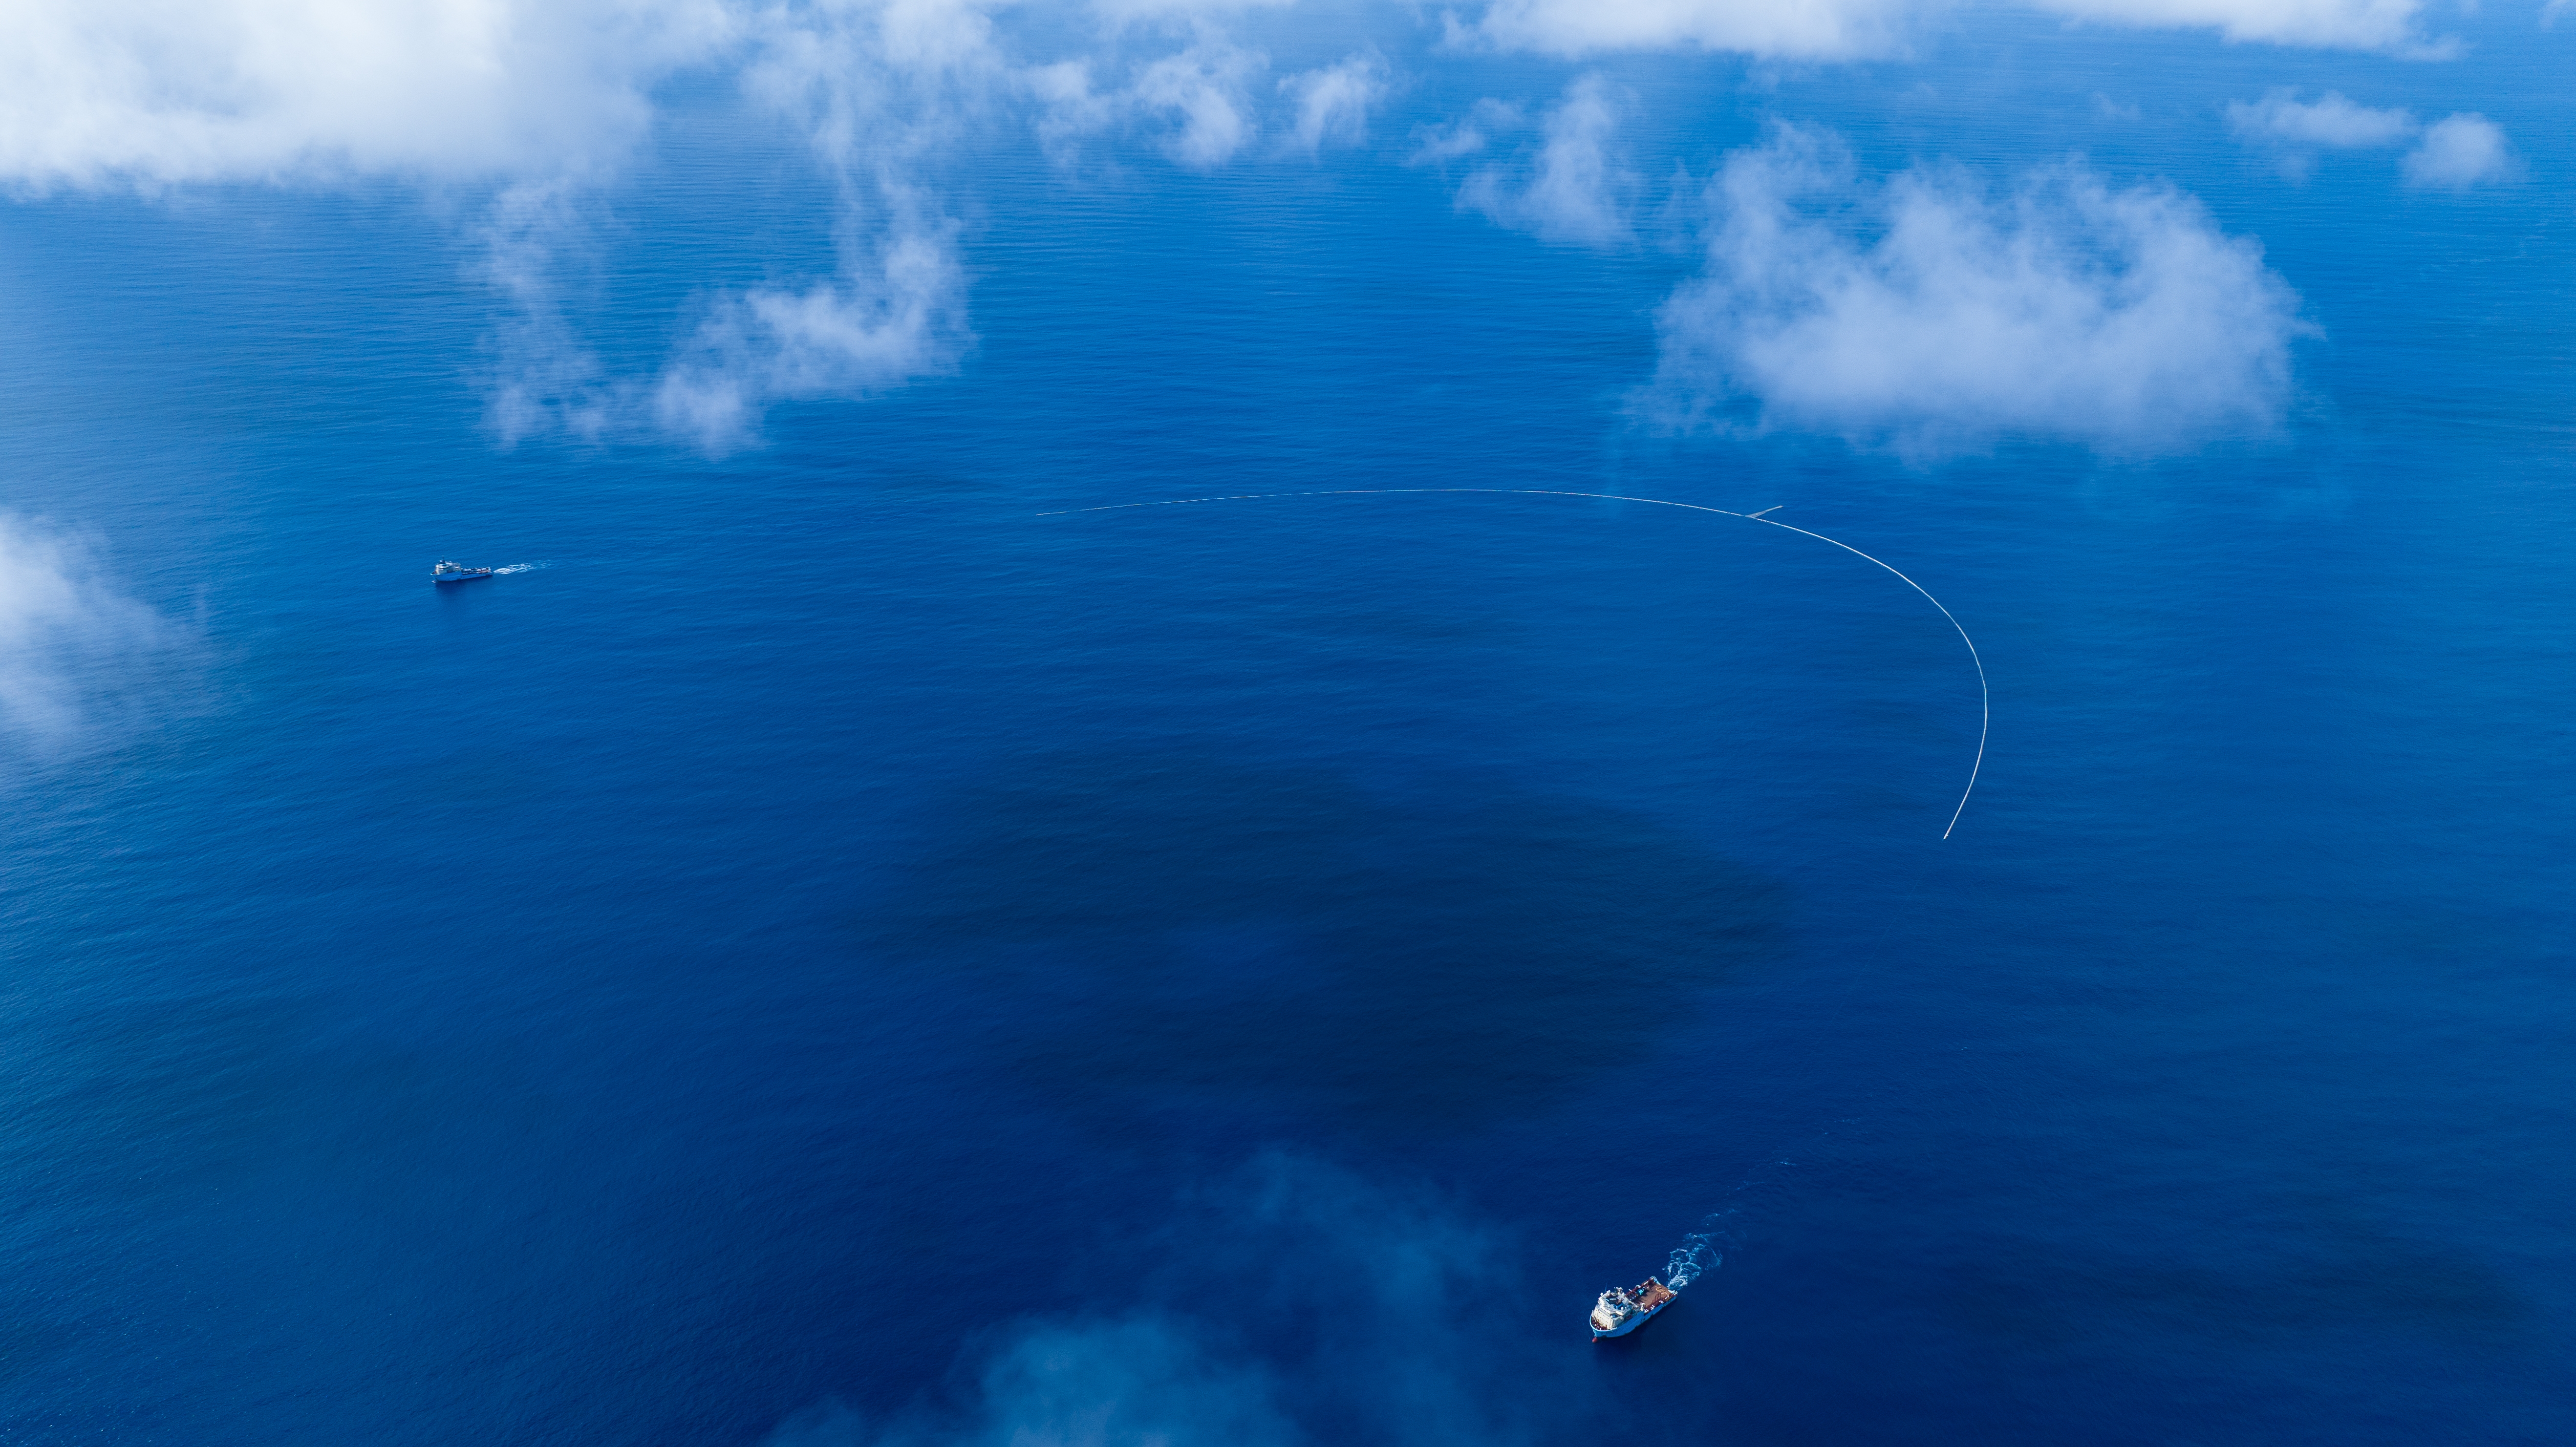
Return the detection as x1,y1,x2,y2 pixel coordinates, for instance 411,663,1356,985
1590,1276,1676,1339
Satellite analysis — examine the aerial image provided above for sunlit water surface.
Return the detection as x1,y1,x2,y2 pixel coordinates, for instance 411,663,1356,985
3,12,2572,1445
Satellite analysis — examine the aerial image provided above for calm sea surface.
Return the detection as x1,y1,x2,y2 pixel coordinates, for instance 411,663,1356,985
3,11,2572,1444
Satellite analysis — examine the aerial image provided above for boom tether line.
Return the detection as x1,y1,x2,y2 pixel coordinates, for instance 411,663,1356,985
1038,488,1989,839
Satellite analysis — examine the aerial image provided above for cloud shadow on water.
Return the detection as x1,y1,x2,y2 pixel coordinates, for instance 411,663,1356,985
860,751,1787,1131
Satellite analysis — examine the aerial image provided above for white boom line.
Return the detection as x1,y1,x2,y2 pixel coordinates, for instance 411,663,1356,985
1038,488,1988,840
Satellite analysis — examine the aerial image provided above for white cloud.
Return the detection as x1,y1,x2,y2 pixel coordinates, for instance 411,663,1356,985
1025,59,1122,164
1471,0,1918,58
2224,88,2416,180
1091,0,1295,19
653,1,992,452
0,0,740,190
6,0,1380,453
2032,0,2438,53
1281,52,1390,154
1466,0,2446,56
757,1155,1549,1447
1026,26,1270,171
2223,91,2515,192
653,210,967,452
477,1,992,453
0,0,2404,463
0,516,178,751
1655,125,2311,459
1131,36,1267,168
2226,89,2415,148
1458,75,1635,247
2401,112,2518,190
762,1320,1297,1447
1406,100,1522,166
4,0,1002,453
479,180,617,446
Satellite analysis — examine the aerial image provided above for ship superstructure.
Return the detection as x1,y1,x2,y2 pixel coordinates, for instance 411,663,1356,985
1589,1276,1676,1339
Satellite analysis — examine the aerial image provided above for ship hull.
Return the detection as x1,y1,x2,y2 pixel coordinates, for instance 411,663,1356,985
433,571,494,584
1590,1299,1669,1340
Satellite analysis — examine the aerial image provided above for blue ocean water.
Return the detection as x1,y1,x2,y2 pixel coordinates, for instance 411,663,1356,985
4,10,2574,1444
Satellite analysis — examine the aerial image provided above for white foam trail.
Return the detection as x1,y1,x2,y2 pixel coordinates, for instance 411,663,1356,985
489,562,552,575
1666,1228,1721,1289
1662,1140,1826,1289
1039,488,1989,839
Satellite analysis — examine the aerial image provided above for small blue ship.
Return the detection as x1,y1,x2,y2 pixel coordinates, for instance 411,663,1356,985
432,559,494,584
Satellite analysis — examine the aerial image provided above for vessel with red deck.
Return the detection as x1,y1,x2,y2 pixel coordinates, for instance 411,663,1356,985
1590,1276,1676,1339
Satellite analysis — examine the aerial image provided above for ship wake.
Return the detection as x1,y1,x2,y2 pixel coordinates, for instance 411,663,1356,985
1665,1220,1727,1290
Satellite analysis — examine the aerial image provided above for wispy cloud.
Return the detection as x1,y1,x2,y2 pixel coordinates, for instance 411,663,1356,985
4,0,1003,454
1131,34,1268,168
0,515,181,754
2225,88,2417,180
1464,0,2449,57
1,0,2407,464
478,180,618,446
1457,74,1636,247
1024,21,1273,171
764,1319,1296,1447
2400,113,2518,191
1280,52,1390,155
757,1154,1574,1447
2227,89,2416,148
644,0,991,453
1653,125,2311,460
473,2,994,454
0,0,740,191
1405,100,1522,167
2222,90,2513,191
2035,0,2445,53
653,208,968,454
15,0,1397,455
1469,0,1918,59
